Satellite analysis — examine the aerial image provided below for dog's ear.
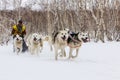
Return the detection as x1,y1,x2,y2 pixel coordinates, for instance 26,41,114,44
53,31,59,43
68,31,70,34
54,32,59,38
77,32,79,35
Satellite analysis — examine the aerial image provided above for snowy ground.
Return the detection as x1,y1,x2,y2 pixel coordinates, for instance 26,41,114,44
0,41,120,80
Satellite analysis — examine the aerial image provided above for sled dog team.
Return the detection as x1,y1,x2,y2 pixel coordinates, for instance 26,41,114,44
13,29,89,60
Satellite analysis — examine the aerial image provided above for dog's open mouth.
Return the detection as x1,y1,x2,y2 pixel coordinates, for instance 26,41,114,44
16,38,19,41
61,36,66,40
33,37,37,41
81,38,89,43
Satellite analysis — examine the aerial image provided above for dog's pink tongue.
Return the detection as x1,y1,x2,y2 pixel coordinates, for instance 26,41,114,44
62,37,66,40
87,38,90,42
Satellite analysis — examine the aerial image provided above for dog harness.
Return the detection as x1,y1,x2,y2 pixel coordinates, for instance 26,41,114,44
67,43,81,48
67,33,82,48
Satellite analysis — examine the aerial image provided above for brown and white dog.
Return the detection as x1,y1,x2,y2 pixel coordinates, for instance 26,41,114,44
53,30,69,60
27,33,43,55
13,34,23,55
67,32,89,59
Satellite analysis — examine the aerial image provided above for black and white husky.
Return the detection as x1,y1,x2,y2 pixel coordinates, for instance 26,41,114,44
13,35,23,55
67,32,89,59
27,33,43,55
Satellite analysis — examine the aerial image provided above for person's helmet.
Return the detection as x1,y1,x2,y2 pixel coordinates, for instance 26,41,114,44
18,20,23,24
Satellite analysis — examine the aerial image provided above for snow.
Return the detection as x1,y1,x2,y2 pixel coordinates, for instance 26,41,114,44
0,0,53,10
0,41,120,80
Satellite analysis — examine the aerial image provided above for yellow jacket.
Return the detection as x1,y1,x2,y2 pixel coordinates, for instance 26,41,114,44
12,25,26,35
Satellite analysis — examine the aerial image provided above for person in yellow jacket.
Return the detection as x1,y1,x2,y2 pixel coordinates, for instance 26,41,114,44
11,20,26,38
11,20,28,52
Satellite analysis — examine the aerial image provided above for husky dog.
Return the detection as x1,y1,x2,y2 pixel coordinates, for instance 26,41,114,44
27,33,43,55
13,35,23,55
67,32,89,59
53,30,69,60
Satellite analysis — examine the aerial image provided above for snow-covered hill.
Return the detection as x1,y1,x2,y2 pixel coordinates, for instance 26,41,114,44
0,41,120,80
